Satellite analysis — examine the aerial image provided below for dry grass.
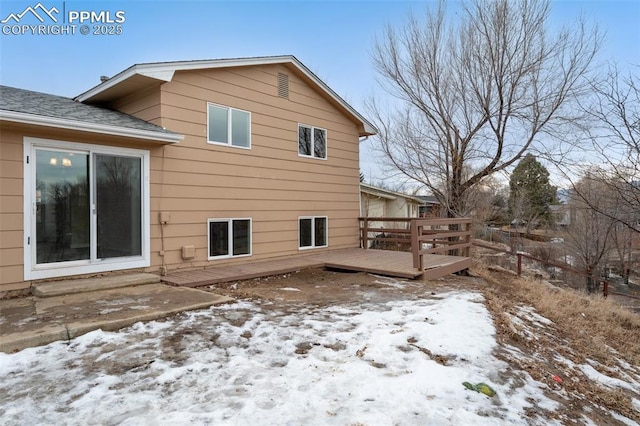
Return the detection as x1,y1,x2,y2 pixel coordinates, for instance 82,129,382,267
473,259,640,424
477,262,640,365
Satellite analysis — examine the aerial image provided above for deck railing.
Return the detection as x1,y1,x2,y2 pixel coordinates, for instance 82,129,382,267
359,217,473,270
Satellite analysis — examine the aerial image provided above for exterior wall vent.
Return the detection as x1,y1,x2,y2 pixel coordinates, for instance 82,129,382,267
277,73,289,99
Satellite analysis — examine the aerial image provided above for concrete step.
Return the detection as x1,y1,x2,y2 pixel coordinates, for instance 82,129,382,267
32,273,161,298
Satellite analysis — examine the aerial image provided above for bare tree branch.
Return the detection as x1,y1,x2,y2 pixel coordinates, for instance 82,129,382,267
369,0,601,217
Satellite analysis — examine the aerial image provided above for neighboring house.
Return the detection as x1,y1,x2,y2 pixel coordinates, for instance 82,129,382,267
360,183,422,220
549,204,570,227
0,56,376,293
415,195,442,218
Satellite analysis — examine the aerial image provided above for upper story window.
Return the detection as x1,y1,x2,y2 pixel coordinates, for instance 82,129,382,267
207,103,251,149
298,124,327,159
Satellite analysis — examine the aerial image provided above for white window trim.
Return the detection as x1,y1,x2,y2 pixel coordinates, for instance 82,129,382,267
297,124,327,160
207,102,252,149
298,216,328,250
23,137,150,281
207,218,252,260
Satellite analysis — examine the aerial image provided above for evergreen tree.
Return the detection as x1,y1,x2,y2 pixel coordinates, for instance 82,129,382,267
508,154,557,227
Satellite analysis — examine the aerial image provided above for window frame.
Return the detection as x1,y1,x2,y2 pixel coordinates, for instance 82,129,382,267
298,216,328,250
207,102,252,149
207,218,252,260
298,124,327,160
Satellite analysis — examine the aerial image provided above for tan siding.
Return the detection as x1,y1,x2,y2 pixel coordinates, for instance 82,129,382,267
0,126,24,290
0,195,22,213
1,247,22,265
154,64,360,273
0,123,25,291
0,266,25,291
0,230,22,249
109,86,162,126
0,178,22,196
161,83,358,141
0,159,22,179
151,153,357,182
0,213,22,231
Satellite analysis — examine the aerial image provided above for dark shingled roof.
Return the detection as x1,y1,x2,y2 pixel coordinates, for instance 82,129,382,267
0,85,176,135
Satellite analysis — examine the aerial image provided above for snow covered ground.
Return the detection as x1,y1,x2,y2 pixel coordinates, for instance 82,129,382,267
1,290,560,425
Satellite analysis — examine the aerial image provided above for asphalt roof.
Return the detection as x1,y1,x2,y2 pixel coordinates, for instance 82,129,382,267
0,85,176,135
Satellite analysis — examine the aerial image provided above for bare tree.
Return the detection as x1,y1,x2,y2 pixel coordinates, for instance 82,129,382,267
369,0,601,217
572,65,640,232
564,175,616,293
465,174,508,225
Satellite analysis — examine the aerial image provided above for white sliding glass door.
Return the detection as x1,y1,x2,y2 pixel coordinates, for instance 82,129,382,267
24,138,150,280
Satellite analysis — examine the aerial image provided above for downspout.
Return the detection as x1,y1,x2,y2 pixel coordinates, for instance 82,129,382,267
358,136,369,241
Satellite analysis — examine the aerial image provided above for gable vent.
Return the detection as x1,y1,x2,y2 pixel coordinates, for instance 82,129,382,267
277,73,289,99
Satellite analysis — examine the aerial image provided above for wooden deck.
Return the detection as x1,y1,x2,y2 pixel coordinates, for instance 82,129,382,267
161,248,470,288
161,256,325,288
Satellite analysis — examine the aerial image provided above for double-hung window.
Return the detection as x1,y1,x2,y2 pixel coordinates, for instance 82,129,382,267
299,216,328,249
207,103,251,148
208,218,251,259
298,124,327,159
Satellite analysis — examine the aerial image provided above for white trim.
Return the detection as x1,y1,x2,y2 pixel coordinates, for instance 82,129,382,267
297,123,327,160
207,102,252,150
298,216,329,250
1,110,183,144
207,218,253,260
74,56,377,136
23,137,151,281
138,69,175,81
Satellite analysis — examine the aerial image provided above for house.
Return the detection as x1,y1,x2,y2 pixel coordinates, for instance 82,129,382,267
415,195,443,218
0,56,376,293
359,183,422,220
549,204,570,227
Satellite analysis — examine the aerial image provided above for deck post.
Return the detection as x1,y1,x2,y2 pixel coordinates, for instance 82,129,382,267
464,220,471,257
411,219,422,269
362,217,369,249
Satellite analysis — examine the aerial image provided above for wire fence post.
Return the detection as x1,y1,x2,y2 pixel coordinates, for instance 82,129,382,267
517,253,522,276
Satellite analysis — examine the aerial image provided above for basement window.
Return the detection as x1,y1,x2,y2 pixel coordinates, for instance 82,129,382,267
208,218,252,259
299,216,328,249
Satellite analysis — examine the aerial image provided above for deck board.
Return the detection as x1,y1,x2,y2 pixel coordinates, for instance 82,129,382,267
161,248,470,287
162,257,326,287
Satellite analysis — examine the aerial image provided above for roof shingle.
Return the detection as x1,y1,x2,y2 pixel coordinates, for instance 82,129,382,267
0,85,176,135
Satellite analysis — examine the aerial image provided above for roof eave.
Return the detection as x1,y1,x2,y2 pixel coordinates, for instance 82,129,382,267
361,183,424,203
75,56,378,136
0,110,184,144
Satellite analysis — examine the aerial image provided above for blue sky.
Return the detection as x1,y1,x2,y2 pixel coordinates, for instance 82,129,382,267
1,0,639,181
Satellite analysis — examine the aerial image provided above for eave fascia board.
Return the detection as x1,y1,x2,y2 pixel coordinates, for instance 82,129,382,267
361,186,397,200
0,110,184,144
